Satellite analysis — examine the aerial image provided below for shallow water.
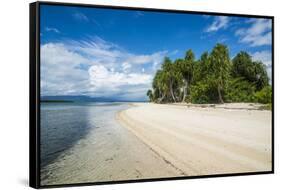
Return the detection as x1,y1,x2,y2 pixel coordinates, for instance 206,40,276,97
40,102,129,169
40,102,183,186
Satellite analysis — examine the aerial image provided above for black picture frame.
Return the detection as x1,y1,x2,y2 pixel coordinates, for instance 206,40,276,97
29,1,274,189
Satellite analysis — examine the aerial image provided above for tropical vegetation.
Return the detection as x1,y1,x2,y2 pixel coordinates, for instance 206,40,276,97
147,43,272,105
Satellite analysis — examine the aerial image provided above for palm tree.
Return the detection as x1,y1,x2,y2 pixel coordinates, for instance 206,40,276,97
146,89,153,102
152,70,169,103
253,61,269,91
162,57,177,102
209,44,230,103
182,50,195,102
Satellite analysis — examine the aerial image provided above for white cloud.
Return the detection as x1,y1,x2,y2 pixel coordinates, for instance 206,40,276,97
251,50,272,81
67,37,167,71
235,19,272,46
125,51,168,68
73,12,101,28
41,43,90,96
45,27,60,33
88,65,151,90
73,12,89,22
205,16,230,32
41,37,168,100
251,50,272,67
122,62,131,72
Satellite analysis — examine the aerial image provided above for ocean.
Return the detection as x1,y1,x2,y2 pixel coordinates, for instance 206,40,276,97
40,102,129,169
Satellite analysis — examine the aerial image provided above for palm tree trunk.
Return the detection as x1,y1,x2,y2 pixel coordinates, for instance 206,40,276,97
159,93,166,103
182,79,188,102
217,85,224,104
169,81,176,102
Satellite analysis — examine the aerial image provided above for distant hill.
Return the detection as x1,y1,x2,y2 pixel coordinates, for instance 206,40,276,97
41,96,146,102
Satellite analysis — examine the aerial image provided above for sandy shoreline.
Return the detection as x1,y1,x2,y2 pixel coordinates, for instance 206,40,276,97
41,102,272,185
41,103,182,185
117,103,272,176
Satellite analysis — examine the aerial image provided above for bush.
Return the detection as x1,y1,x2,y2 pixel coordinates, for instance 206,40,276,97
254,86,272,104
225,78,256,102
190,81,218,104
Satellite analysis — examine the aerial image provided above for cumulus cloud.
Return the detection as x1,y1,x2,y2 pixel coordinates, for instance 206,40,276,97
88,65,151,90
41,43,90,96
235,19,272,46
205,16,230,32
122,62,131,72
41,37,168,100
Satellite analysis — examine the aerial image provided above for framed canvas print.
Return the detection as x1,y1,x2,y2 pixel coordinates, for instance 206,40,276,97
29,1,274,188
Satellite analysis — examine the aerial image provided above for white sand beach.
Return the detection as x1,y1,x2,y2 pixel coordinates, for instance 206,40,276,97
41,102,272,185
117,103,272,176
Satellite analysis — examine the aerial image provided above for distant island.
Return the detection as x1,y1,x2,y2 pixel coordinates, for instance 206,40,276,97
147,43,272,109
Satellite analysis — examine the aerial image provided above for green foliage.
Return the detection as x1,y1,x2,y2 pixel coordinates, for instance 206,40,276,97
225,78,256,102
254,86,272,104
146,90,153,102
161,57,184,102
185,49,195,61
253,61,269,91
209,44,231,103
190,80,218,104
232,51,253,79
174,50,196,102
190,83,210,104
232,52,269,91
147,44,270,105
193,52,210,82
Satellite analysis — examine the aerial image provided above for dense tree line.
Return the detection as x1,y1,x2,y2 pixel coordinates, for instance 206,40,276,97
147,43,272,105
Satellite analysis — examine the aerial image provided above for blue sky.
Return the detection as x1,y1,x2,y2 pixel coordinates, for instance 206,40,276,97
40,4,272,101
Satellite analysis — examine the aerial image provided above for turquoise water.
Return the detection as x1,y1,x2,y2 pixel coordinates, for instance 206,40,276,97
40,102,129,168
